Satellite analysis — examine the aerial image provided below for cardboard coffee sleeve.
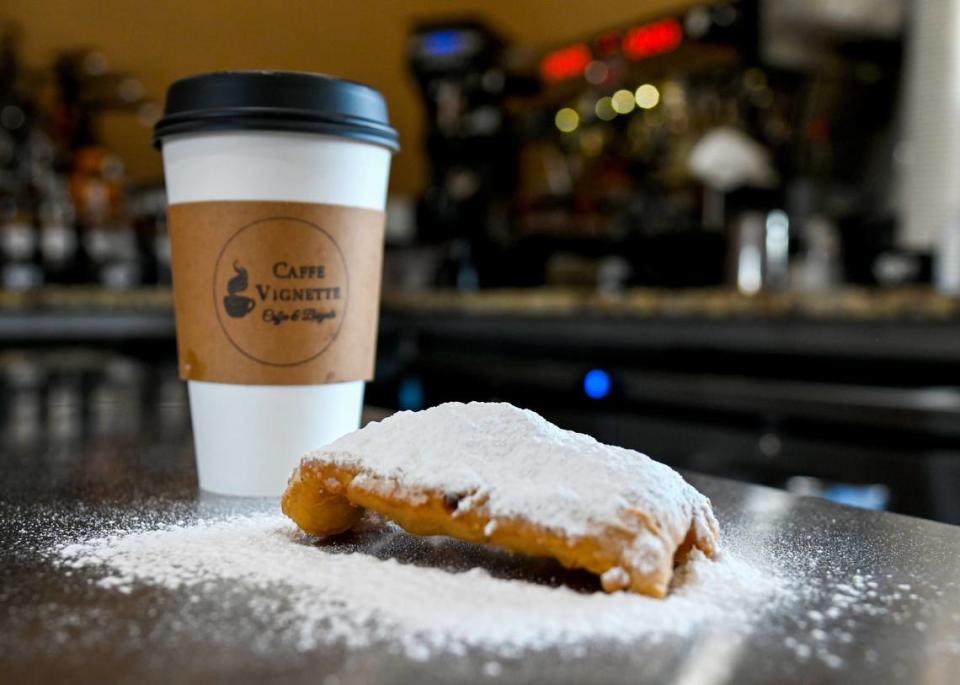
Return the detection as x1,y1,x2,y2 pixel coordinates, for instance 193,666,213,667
168,200,385,385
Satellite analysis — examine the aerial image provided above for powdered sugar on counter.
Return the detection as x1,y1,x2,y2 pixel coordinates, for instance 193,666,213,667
56,513,786,659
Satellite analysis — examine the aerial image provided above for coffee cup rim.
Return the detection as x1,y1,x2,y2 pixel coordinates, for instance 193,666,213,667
153,71,400,153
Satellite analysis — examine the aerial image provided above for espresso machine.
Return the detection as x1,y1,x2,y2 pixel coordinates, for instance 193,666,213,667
407,19,529,288
406,2,911,291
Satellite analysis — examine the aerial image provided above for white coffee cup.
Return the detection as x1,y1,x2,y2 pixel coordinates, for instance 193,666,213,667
155,72,398,496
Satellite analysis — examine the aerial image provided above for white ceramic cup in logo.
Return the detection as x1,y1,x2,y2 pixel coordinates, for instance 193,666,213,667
156,72,397,496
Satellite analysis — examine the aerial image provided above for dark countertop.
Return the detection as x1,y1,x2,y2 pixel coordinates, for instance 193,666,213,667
1,398,959,684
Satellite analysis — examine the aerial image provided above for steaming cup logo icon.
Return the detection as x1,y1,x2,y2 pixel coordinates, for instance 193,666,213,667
223,261,256,318
213,216,349,367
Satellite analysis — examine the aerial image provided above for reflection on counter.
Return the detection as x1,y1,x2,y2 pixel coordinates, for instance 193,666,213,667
0,349,190,495
2,287,960,524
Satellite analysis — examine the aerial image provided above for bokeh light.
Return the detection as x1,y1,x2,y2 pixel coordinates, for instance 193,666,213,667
584,60,609,85
554,107,580,133
595,96,616,121
635,83,660,109
583,369,612,400
611,89,636,114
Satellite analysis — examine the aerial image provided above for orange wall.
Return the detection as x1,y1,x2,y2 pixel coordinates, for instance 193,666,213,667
3,0,687,194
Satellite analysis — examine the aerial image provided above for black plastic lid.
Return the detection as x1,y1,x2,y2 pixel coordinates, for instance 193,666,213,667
153,70,399,152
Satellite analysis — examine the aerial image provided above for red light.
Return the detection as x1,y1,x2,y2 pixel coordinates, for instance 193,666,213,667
593,32,621,58
622,18,683,61
541,43,592,83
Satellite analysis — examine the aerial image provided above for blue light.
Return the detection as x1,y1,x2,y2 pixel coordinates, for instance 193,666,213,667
398,377,425,410
822,484,889,511
422,30,467,57
583,369,611,400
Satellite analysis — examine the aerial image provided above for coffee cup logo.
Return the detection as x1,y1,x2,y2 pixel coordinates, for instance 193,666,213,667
223,261,256,318
213,216,349,367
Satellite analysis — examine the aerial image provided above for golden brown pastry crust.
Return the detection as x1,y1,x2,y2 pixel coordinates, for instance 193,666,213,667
282,459,718,598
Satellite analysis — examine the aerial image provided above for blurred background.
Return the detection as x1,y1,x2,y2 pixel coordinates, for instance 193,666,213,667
2,0,960,523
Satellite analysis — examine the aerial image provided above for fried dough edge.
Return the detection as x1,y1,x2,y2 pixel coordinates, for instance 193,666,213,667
282,459,718,598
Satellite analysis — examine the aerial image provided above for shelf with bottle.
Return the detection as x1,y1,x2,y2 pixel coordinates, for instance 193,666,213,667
1,21,168,297
0,180,172,294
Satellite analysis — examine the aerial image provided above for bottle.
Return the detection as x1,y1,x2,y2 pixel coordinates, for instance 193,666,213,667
70,147,138,288
153,209,172,285
39,188,80,283
98,217,141,289
0,196,42,291
0,26,43,290
131,186,169,286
